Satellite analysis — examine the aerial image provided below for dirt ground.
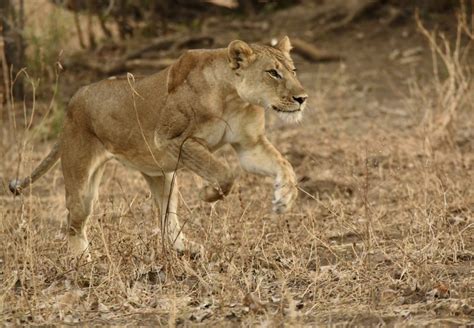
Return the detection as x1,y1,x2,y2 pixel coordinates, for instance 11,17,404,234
1,3,473,326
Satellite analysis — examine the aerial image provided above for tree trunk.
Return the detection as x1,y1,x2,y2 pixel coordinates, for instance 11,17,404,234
238,0,256,16
0,0,25,101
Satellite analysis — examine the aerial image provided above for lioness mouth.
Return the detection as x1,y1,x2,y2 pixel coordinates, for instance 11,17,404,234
271,105,301,113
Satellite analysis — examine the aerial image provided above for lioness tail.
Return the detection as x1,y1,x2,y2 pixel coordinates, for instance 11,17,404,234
9,142,61,195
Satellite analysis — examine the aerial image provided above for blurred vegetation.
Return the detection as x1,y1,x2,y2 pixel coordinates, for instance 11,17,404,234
1,0,468,107
1,0,25,99
49,0,302,42
34,97,66,140
2,0,466,87
26,7,69,80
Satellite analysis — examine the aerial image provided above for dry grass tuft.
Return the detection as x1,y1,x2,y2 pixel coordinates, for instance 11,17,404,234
412,7,472,147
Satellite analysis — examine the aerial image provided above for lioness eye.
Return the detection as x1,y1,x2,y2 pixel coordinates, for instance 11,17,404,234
266,69,281,79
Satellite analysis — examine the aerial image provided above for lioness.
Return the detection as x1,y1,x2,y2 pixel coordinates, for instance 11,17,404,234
10,37,307,257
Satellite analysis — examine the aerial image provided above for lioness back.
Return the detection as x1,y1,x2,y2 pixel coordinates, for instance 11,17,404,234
66,68,173,151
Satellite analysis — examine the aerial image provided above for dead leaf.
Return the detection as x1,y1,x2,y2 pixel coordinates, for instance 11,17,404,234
189,309,212,322
54,289,84,311
428,282,450,299
243,292,267,313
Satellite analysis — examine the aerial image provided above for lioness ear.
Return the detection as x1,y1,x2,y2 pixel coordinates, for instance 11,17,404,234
275,36,292,54
228,40,255,70
167,51,195,93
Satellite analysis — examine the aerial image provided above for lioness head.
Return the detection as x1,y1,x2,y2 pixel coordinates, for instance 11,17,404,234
228,36,307,122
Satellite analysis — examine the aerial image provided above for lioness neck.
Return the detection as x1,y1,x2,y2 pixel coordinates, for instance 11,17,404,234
169,48,246,115
199,49,238,92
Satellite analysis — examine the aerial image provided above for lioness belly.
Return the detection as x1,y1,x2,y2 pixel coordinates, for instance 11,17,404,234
110,149,179,176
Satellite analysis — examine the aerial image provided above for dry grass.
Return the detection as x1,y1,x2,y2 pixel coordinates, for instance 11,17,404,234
1,9,474,327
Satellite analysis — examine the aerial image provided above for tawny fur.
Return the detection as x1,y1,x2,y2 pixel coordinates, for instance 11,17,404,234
10,37,308,257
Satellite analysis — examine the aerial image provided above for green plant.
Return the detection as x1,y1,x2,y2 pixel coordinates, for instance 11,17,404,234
25,6,68,80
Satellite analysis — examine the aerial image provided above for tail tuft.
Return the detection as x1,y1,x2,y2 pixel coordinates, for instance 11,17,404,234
9,179,23,195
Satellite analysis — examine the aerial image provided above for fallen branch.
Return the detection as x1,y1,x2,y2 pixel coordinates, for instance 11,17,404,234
124,34,213,62
291,38,343,62
314,0,382,36
272,0,383,38
63,34,213,75
124,58,176,71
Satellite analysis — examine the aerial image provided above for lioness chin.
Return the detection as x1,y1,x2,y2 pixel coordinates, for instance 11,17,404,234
10,36,307,258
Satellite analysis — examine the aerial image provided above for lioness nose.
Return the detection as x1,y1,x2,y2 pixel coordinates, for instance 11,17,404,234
293,95,308,105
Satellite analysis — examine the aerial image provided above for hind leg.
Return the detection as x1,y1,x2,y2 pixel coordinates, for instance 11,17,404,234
66,165,105,259
61,127,107,259
143,172,203,255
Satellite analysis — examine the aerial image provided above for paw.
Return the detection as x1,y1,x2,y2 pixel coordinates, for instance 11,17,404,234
174,239,205,258
9,179,22,195
199,185,224,202
68,235,92,262
272,181,298,214
199,178,234,203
